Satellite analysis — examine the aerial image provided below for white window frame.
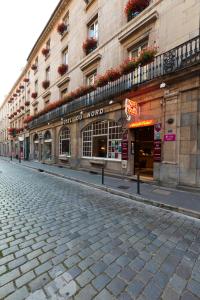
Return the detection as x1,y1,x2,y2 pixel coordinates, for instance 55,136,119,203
59,127,71,157
88,19,98,40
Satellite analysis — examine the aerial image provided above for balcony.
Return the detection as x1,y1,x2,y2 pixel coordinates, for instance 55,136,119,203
29,35,200,129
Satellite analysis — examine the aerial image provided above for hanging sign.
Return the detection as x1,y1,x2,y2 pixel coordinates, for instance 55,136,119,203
121,140,128,160
125,99,138,121
154,123,162,140
153,140,162,162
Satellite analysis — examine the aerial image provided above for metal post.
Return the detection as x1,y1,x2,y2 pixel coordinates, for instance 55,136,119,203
137,172,140,195
102,167,104,185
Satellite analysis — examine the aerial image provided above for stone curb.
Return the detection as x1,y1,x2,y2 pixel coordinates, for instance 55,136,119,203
8,160,200,220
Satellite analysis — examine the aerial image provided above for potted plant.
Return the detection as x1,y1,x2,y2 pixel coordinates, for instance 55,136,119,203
42,80,50,89
82,37,98,55
25,101,30,106
23,115,33,123
20,105,24,110
120,58,139,75
105,68,121,82
13,93,17,97
17,108,21,113
57,22,68,35
125,0,151,21
31,64,37,71
13,111,17,116
138,46,158,66
42,48,50,57
31,92,38,99
95,74,109,87
19,85,24,90
23,78,29,83
57,64,68,76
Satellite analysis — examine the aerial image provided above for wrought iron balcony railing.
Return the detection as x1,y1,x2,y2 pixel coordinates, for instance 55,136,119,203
29,35,200,129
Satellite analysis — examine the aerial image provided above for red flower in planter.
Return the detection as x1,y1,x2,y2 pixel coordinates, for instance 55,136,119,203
42,80,50,89
73,85,96,98
82,37,97,55
19,85,24,90
8,116,12,119
10,114,14,118
23,78,29,83
31,64,37,71
95,74,109,88
31,92,38,99
16,89,20,94
13,112,17,116
138,46,158,66
23,115,33,123
57,22,67,35
25,101,30,106
120,58,139,75
57,64,68,76
8,128,15,134
42,48,50,56
125,0,150,19
13,93,17,97
17,108,21,113
20,105,24,110
105,68,121,82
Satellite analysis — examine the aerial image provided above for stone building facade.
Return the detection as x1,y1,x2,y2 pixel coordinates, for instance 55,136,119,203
0,0,200,188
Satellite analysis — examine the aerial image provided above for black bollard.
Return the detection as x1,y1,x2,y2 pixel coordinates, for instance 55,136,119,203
102,167,104,185
137,172,140,195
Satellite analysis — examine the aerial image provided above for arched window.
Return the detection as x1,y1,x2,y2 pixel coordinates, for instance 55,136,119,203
33,133,39,142
44,130,51,141
33,133,39,161
82,120,122,159
44,130,52,160
59,127,71,156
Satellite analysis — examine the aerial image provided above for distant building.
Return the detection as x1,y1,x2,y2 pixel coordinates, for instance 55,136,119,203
0,0,200,187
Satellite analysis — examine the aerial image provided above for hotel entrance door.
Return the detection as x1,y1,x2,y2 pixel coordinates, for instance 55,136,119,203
134,126,154,178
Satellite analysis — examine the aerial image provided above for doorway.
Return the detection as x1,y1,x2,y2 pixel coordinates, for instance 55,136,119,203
134,126,154,178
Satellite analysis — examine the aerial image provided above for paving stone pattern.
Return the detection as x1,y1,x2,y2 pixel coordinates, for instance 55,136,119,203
0,160,200,299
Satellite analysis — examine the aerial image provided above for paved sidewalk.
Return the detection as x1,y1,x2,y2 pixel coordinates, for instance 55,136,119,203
1,157,200,218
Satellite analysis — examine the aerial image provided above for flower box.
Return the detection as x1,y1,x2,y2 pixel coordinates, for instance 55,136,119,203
57,22,68,35
73,85,96,98
125,0,150,21
31,92,38,99
20,105,24,110
42,48,50,56
23,78,29,83
23,115,33,123
31,64,37,71
57,64,68,76
95,74,109,87
13,112,17,116
105,69,121,82
120,58,139,75
42,80,50,89
17,109,21,113
19,85,24,89
13,93,17,97
138,47,158,66
25,101,30,106
82,37,97,55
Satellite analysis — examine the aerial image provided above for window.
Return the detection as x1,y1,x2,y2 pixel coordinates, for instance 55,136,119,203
46,67,50,81
44,130,52,160
59,127,71,156
60,87,68,99
35,80,38,93
62,48,68,65
34,107,38,116
86,71,97,86
88,19,98,40
46,39,51,50
129,40,148,59
63,13,69,28
82,120,122,159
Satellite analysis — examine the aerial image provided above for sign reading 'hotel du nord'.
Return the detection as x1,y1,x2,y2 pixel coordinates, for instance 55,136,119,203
63,108,104,125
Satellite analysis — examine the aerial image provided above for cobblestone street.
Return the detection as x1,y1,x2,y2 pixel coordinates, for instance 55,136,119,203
0,160,200,300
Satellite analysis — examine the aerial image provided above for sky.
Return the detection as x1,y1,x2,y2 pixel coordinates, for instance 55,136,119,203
0,0,60,105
